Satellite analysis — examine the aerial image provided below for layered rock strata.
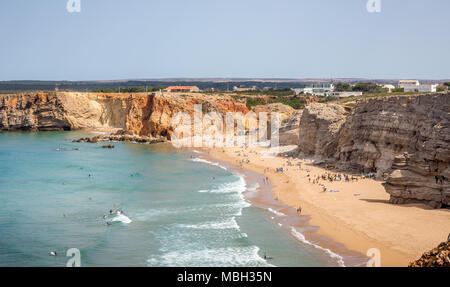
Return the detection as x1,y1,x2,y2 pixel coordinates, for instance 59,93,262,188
296,93,450,208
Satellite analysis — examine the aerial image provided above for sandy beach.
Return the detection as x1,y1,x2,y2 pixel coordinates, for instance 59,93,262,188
204,145,450,267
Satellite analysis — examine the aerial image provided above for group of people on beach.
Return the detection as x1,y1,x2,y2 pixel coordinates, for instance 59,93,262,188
307,172,375,185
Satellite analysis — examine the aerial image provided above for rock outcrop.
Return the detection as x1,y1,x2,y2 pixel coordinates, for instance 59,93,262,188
73,133,166,144
251,103,302,146
296,93,450,208
409,235,450,267
0,92,73,130
279,110,302,146
0,92,249,139
297,103,347,157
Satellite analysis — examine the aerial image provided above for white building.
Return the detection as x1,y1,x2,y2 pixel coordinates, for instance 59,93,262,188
404,84,438,92
296,83,334,96
383,84,396,93
399,80,437,92
399,80,420,87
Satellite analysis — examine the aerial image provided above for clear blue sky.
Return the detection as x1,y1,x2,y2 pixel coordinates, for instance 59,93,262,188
1,0,449,80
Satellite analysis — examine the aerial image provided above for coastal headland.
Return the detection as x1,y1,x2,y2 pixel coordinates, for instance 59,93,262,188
1,91,449,266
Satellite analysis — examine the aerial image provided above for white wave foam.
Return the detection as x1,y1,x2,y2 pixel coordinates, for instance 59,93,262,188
133,197,251,220
268,208,286,217
213,201,251,209
208,176,247,194
290,227,345,267
190,157,227,170
205,176,250,215
210,201,251,216
110,214,132,224
247,182,260,192
177,217,240,230
147,245,273,267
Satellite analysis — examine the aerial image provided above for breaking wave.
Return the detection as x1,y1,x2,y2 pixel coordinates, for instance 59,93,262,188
147,246,273,267
177,217,240,230
290,227,345,267
190,157,227,170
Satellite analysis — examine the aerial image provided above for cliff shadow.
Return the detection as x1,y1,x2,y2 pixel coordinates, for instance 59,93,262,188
359,198,450,211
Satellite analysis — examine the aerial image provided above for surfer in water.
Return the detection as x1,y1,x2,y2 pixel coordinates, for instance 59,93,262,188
263,251,273,260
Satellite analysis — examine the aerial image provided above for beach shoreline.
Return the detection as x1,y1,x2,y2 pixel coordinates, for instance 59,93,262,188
201,151,369,267
199,145,450,267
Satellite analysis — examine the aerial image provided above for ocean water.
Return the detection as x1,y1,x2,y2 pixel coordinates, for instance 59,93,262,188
0,131,341,267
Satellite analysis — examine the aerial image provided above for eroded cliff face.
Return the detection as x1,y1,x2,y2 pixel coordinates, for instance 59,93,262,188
296,93,450,208
0,92,131,131
297,103,347,157
279,110,302,146
1,92,71,130
0,92,249,139
251,103,302,146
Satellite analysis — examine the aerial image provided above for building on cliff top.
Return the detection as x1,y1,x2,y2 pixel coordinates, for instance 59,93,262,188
399,80,438,93
383,84,396,93
294,83,335,96
163,86,200,93
399,80,420,86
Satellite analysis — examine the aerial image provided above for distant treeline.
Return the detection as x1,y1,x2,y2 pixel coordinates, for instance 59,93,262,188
246,97,307,110
234,88,294,97
334,82,389,93
91,86,166,93
0,80,308,93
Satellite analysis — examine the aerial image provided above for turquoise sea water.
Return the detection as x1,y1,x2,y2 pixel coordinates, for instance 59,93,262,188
0,131,340,267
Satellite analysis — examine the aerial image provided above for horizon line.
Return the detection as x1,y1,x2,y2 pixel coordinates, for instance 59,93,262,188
1,77,450,83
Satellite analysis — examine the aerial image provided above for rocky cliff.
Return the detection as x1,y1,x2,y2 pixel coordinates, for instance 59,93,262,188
279,110,302,146
409,234,450,267
296,93,450,208
297,103,347,157
0,92,249,139
251,103,302,146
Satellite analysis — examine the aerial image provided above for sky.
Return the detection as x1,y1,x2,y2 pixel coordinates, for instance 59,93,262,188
0,0,449,81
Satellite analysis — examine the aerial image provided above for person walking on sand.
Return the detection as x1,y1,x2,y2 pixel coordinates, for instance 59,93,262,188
297,206,302,215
